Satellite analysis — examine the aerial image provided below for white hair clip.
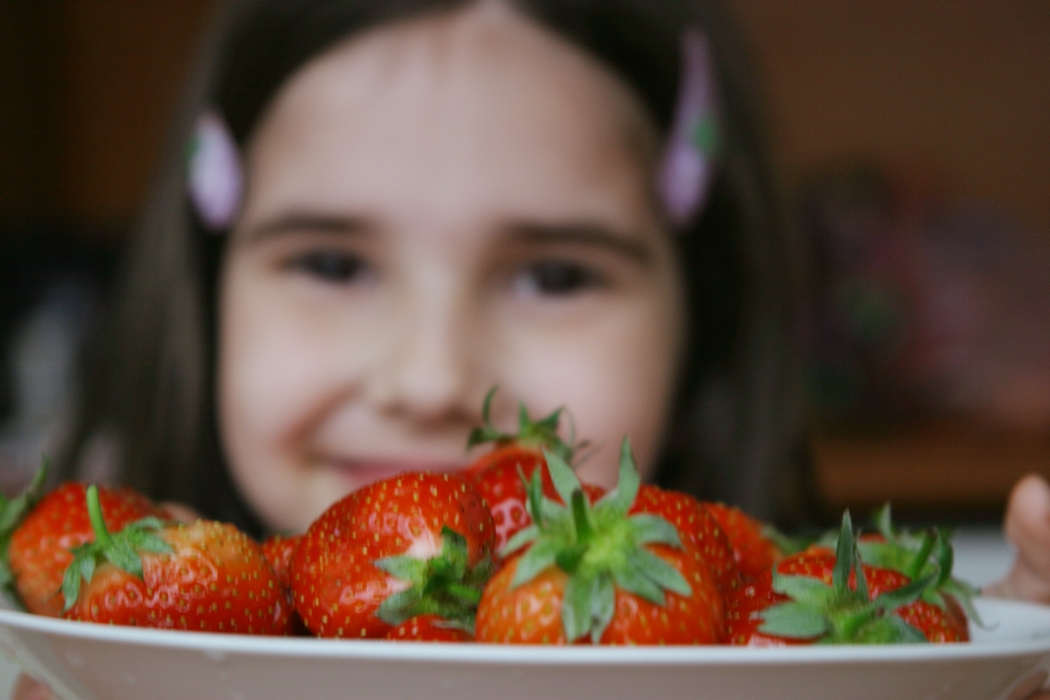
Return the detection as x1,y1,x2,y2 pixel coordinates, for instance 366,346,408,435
656,29,723,228
187,110,244,231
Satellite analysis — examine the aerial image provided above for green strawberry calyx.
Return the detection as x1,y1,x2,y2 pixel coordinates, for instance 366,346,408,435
501,437,690,643
374,527,493,632
466,386,575,464
61,485,173,611
758,511,936,644
0,458,50,609
857,503,983,627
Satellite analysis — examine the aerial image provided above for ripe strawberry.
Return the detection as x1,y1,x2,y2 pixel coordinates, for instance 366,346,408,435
2,469,165,617
383,614,474,642
261,534,300,590
704,502,783,579
261,534,305,636
856,504,981,628
629,487,739,596
475,439,723,645
727,512,945,645
63,486,288,634
464,389,581,552
290,472,495,639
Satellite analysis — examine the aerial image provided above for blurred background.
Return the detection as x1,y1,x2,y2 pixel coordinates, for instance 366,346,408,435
0,0,1047,523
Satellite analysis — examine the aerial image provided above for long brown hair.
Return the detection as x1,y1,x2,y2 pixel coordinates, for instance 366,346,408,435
60,0,810,535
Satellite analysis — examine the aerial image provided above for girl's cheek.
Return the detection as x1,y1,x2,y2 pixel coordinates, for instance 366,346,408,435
492,292,684,486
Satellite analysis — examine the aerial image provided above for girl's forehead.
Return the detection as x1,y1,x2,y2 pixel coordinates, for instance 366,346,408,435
240,2,660,231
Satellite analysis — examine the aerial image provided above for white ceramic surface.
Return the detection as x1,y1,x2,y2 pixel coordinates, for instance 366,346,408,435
0,598,1047,700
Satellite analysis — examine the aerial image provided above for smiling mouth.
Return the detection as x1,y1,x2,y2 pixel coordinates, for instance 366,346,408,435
325,458,469,487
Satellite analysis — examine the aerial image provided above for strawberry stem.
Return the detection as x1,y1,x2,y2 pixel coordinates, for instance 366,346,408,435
570,490,593,543
85,485,112,548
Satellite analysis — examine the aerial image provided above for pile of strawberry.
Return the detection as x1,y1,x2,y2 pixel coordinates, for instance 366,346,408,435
0,397,979,645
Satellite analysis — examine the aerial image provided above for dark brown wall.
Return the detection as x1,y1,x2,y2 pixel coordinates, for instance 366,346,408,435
1,0,1047,233
732,0,1050,232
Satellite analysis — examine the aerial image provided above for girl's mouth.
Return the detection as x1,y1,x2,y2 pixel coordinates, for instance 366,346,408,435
325,458,469,488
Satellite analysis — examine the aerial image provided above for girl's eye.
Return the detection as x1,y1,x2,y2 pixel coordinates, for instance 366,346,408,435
514,259,605,297
285,249,372,284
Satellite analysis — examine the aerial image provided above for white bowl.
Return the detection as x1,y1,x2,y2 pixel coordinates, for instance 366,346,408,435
0,598,1047,700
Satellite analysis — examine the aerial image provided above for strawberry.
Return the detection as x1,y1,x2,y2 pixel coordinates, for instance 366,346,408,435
465,389,581,552
383,614,474,642
261,534,306,636
856,504,981,628
290,472,495,639
727,512,944,645
261,534,300,590
1,468,165,617
475,439,723,645
703,502,783,579
62,486,288,634
629,487,739,596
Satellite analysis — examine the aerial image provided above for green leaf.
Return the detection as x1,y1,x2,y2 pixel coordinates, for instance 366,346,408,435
544,448,581,507
626,514,682,548
374,554,428,582
601,438,640,518
759,602,830,639
856,614,928,644
832,511,855,597
561,573,594,643
511,538,560,588
873,572,936,612
590,575,615,643
611,557,664,606
376,587,423,625
105,540,143,578
630,547,690,598
501,524,539,557
872,503,894,541
771,571,834,607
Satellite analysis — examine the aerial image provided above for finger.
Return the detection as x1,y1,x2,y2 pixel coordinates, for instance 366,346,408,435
985,475,1050,603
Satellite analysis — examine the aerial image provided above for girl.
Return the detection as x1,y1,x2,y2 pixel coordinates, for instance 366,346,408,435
53,0,1050,612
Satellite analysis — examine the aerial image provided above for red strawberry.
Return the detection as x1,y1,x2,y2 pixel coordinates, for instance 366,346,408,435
261,534,300,590
475,439,724,645
290,472,495,639
629,487,739,596
727,513,951,645
383,614,474,642
704,502,783,579
261,534,306,636
464,389,580,552
857,504,982,629
63,486,288,634
2,471,165,617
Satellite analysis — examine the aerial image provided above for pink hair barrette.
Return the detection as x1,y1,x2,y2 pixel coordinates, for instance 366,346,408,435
656,29,723,228
187,110,244,232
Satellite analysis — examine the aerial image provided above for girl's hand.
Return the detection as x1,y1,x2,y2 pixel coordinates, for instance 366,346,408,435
985,474,1050,603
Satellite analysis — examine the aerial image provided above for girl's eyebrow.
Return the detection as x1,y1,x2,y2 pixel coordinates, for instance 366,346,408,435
246,212,371,242
504,221,652,265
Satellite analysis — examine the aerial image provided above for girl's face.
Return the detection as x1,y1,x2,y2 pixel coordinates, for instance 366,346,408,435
218,4,687,533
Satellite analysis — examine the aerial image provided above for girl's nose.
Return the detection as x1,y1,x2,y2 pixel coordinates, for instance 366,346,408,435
367,288,482,424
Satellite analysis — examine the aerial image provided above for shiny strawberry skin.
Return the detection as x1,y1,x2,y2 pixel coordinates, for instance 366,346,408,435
290,472,495,639
64,520,288,634
8,483,163,617
704,502,782,579
629,486,740,596
261,534,300,590
476,543,723,645
469,452,605,555
383,614,473,642
865,567,969,642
